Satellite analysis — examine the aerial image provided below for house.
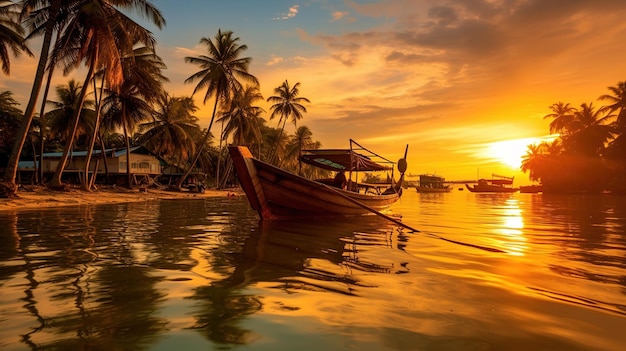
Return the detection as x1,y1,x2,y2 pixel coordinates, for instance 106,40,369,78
18,146,163,185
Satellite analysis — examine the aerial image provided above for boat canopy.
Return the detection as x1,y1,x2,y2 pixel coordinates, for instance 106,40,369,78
482,174,514,185
300,149,392,172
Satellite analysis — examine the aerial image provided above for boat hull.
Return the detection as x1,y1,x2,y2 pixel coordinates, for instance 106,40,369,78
416,186,451,193
229,146,401,220
465,184,519,193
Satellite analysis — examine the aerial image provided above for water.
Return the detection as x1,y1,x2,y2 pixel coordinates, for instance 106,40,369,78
0,190,625,351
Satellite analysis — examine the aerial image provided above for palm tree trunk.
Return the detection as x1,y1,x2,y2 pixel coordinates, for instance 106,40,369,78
215,119,224,188
176,97,219,188
123,118,133,188
98,132,110,184
1,0,61,195
274,119,288,167
36,31,60,185
82,72,105,191
48,53,97,188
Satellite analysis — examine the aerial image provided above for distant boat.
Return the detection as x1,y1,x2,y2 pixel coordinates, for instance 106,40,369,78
465,174,519,193
520,184,543,193
415,174,451,193
228,140,407,220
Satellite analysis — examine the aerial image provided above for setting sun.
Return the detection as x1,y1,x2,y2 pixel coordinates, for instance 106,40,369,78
487,138,538,169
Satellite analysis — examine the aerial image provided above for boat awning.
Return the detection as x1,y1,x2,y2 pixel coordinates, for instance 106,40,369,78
300,149,391,172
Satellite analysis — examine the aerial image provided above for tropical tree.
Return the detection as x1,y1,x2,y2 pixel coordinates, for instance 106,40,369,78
0,0,31,75
266,80,310,165
521,143,545,182
180,29,258,188
599,81,626,129
217,85,264,146
94,44,167,189
285,125,313,175
543,101,576,136
45,79,96,145
46,0,165,188
138,93,201,165
599,81,626,160
0,91,23,169
565,102,613,157
2,0,65,196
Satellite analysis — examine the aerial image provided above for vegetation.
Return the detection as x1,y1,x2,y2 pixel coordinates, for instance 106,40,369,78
0,5,320,197
521,81,626,193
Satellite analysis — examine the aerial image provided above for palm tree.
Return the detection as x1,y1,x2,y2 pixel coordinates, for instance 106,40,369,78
0,0,31,75
266,80,310,165
599,81,626,160
521,143,545,182
543,101,576,136
180,29,258,188
285,125,313,175
45,80,96,144
2,0,65,196
46,0,165,188
217,85,264,146
599,81,626,129
138,93,202,165
0,91,23,178
89,44,167,189
565,102,613,157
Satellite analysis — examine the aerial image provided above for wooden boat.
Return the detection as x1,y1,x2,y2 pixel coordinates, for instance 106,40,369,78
415,174,450,193
228,140,407,220
520,184,543,193
465,174,519,193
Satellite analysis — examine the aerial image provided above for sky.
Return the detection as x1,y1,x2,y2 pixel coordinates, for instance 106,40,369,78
4,0,626,185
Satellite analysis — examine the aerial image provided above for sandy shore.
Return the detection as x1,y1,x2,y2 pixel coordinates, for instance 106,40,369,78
0,185,243,212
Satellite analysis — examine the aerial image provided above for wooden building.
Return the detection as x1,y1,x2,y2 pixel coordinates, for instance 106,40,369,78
18,146,163,185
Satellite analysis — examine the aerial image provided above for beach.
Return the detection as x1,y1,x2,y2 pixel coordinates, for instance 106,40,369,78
0,185,241,212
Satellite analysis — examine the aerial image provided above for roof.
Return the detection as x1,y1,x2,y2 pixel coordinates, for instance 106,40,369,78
40,146,151,158
299,149,392,172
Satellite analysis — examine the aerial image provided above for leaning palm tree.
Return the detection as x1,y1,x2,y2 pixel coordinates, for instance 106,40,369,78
0,0,31,75
179,29,258,188
87,44,167,189
46,0,165,188
2,0,66,196
266,80,310,165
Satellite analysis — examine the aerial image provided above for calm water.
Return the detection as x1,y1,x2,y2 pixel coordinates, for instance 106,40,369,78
1,190,625,351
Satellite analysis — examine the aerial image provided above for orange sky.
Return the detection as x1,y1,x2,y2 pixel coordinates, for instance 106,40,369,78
3,0,626,185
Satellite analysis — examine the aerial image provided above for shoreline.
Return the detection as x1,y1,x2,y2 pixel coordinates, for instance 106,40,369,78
0,185,243,212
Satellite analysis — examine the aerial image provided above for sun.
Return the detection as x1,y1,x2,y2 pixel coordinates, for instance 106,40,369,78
487,138,536,169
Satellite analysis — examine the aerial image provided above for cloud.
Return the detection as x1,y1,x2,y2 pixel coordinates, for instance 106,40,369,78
265,55,284,66
273,5,299,20
331,11,350,22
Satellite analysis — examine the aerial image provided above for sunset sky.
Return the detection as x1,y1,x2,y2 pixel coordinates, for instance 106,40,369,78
4,0,626,184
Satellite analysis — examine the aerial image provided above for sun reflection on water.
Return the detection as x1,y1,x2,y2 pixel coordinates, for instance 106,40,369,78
497,198,528,256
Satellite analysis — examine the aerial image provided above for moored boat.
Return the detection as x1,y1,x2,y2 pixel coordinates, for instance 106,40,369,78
465,174,519,193
229,140,407,220
520,184,543,193
415,174,451,193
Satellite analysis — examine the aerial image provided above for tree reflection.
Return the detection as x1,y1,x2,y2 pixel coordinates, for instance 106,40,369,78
6,203,167,350
189,216,395,345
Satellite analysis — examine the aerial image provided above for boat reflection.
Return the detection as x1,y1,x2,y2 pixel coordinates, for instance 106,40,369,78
189,216,399,344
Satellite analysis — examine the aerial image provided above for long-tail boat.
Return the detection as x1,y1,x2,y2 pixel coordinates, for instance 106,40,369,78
228,139,408,220
465,174,519,193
